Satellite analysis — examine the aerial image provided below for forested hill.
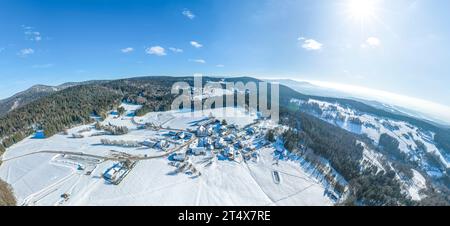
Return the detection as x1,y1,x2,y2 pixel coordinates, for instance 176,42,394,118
0,85,121,153
0,85,60,116
0,76,183,154
276,81,450,155
0,80,109,117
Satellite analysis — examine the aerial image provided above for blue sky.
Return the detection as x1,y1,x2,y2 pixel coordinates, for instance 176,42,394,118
0,0,449,108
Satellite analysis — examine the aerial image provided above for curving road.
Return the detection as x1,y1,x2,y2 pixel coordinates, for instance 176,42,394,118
2,135,196,163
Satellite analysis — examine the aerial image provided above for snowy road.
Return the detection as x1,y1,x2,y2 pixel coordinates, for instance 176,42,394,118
2,134,196,163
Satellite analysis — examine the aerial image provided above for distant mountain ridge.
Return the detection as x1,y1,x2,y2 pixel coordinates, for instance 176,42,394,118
0,80,108,116
271,79,450,128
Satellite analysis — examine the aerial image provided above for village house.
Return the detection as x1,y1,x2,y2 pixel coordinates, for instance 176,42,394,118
190,147,207,156
142,139,157,148
215,137,226,149
196,125,208,137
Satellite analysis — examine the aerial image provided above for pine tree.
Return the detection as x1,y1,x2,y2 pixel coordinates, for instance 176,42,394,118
117,107,126,116
266,129,275,142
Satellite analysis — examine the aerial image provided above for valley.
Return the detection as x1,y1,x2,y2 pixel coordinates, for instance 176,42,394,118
0,104,334,206
0,76,449,206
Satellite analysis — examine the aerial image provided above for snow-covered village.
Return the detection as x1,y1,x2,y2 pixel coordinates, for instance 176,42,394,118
0,103,344,206
2,3,450,225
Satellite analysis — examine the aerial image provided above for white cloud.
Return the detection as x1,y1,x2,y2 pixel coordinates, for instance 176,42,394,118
190,41,203,48
182,9,195,19
145,46,166,56
365,37,381,48
18,48,34,57
189,59,206,64
299,37,323,51
121,47,134,53
32,63,54,68
23,26,42,42
169,47,183,53
21,25,33,30
216,64,225,68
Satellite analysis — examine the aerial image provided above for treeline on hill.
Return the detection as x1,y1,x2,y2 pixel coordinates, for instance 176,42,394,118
378,133,450,196
378,133,408,161
0,85,121,150
0,87,54,117
283,111,364,180
103,77,178,116
434,130,450,155
280,108,413,206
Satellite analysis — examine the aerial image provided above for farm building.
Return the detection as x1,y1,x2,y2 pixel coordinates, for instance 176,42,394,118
177,132,186,139
172,153,186,161
197,137,206,147
215,137,226,149
219,125,227,132
207,126,214,136
177,132,191,140
158,140,169,149
142,139,157,148
196,126,208,137
224,134,236,142
246,127,256,135
191,147,207,156
223,146,236,159
103,162,124,182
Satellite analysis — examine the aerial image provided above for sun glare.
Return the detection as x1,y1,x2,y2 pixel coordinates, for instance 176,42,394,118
347,0,378,22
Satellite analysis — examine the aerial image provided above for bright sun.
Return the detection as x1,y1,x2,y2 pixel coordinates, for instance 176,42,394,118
347,0,378,22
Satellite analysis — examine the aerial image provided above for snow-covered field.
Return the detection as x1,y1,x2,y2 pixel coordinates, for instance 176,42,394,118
407,169,427,201
134,107,257,130
0,104,332,206
63,147,330,206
